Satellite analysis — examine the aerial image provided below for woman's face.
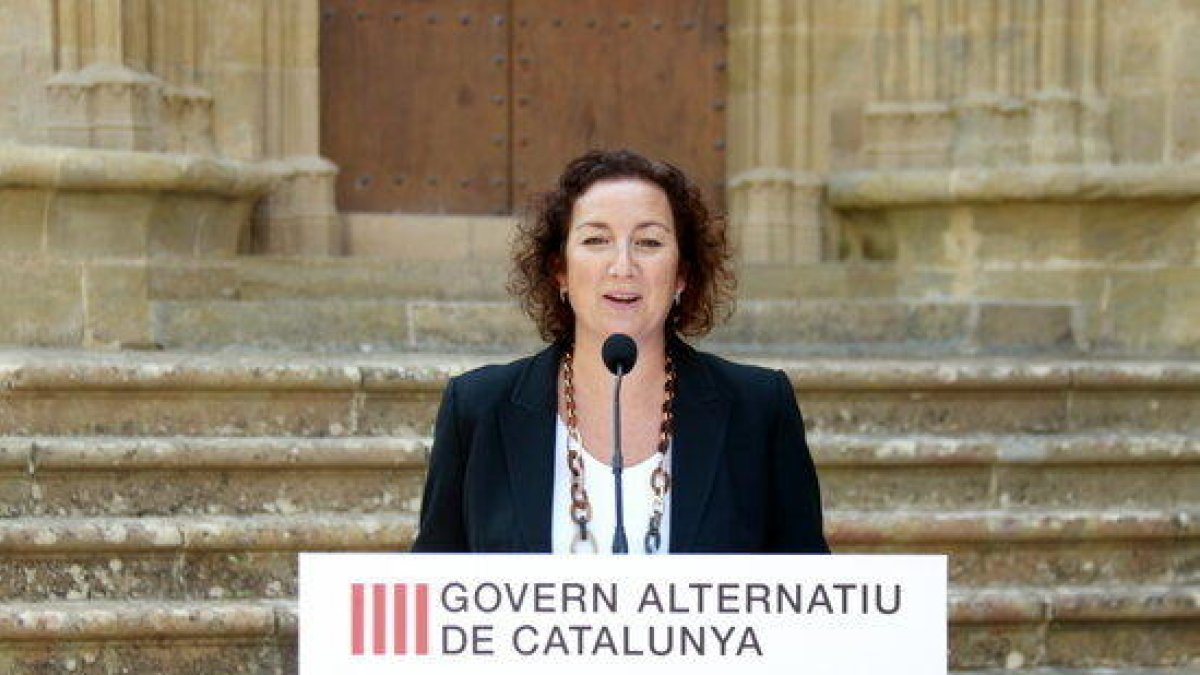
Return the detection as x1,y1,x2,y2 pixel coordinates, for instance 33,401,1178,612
556,178,684,349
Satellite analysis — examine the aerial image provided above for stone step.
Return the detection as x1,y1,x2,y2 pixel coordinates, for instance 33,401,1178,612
831,509,1199,587
2,433,1197,517
815,433,1200,510
3,351,1198,435
0,587,1195,672
0,514,416,602
148,258,903,303
1,510,1194,601
0,436,428,517
151,298,1081,355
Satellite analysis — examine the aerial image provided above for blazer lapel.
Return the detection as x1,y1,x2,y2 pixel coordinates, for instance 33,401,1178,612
668,340,730,552
498,342,563,552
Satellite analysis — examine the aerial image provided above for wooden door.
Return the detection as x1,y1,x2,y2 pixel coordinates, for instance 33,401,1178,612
320,0,726,214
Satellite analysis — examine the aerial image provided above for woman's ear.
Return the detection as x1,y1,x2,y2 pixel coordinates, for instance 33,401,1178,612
553,253,566,288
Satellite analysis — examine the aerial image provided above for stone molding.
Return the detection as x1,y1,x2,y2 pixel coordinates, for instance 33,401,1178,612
867,0,1112,170
828,164,1200,208
0,143,273,197
5,349,1199,393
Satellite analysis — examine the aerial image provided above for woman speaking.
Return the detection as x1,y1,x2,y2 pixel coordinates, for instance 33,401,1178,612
412,149,827,554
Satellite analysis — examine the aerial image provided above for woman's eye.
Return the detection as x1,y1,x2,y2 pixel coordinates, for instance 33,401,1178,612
637,239,664,248
581,236,607,245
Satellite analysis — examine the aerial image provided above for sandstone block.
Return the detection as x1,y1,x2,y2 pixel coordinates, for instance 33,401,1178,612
153,300,412,351
147,261,239,301
46,192,153,258
83,262,152,348
1045,622,1200,669
409,301,541,351
148,193,252,258
709,300,969,348
1079,201,1196,265
819,465,993,510
973,203,1082,264
975,303,1077,352
0,188,50,254
0,391,359,436
0,260,83,346
949,623,1043,670
0,637,288,675
16,467,424,518
224,259,510,301
1111,93,1168,164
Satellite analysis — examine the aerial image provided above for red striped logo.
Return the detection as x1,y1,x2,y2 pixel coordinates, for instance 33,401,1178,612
350,582,429,656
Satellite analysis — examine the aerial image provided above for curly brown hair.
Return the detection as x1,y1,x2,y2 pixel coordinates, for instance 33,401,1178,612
509,149,735,343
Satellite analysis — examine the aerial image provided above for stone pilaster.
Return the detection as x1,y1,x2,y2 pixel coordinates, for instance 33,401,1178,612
864,0,954,169
1029,0,1082,164
44,0,166,151
258,0,341,254
728,0,823,264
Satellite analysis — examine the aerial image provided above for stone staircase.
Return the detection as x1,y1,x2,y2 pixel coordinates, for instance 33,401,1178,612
144,257,1083,356
0,348,1197,673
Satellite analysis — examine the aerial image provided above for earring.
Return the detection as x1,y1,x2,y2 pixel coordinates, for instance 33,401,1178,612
560,288,568,304
673,290,681,306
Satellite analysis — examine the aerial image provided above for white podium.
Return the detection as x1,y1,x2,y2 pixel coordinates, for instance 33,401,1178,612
300,553,946,674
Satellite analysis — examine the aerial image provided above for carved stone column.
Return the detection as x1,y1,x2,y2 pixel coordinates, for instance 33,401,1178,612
1029,0,1082,163
864,0,954,169
44,0,166,150
257,0,341,254
728,0,823,264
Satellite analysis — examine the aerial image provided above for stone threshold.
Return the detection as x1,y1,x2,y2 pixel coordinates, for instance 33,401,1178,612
0,436,428,472
828,163,1200,207
0,514,416,553
3,350,1199,392
0,144,274,197
1,510,1195,554
2,433,1197,473
0,587,1195,641
830,509,1200,543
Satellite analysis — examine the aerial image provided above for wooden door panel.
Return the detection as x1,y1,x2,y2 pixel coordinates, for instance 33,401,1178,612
510,0,727,208
320,0,511,214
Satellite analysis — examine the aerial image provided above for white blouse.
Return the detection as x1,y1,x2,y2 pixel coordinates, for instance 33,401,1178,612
551,415,672,555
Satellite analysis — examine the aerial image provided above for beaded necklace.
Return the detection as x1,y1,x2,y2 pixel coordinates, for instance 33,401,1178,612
561,347,676,553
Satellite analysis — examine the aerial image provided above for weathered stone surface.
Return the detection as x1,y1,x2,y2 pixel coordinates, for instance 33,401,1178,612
82,262,153,348
993,464,1200,509
343,214,517,261
709,300,971,349
221,259,512,301
18,467,424,517
950,622,1044,670
154,300,412,351
974,303,1078,352
0,188,50,254
0,638,289,675
0,391,359,436
819,465,994,509
46,192,154,258
409,301,541,351
0,262,84,346
1046,622,1200,669
0,515,415,601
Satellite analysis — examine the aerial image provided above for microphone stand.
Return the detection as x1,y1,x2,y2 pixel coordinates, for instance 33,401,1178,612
611,364,629,554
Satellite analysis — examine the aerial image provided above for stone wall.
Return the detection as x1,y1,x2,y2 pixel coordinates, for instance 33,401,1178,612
728,0,1200,354
0,0,338,257
0,0,341,347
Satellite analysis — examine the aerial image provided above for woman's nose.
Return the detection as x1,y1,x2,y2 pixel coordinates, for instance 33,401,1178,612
607,242,635,276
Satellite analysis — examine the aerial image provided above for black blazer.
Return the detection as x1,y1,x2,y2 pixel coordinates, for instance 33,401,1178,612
411,337,828,553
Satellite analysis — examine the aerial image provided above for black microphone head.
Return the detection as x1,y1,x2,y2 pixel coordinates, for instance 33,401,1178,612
601,334,638,376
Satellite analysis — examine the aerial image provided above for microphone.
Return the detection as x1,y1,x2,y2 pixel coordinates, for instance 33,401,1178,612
601,334,637,554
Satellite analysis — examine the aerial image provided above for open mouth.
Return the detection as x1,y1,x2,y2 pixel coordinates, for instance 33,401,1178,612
603,292,642,305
